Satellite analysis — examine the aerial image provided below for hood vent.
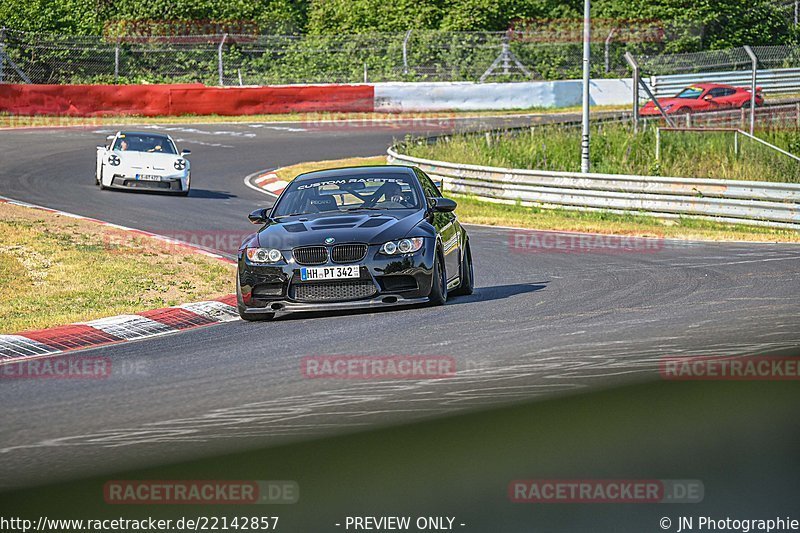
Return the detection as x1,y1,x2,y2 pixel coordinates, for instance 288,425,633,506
282,223,307,233
359,218,391,228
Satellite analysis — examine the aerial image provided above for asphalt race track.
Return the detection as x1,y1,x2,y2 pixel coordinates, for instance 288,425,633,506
1,116,800,493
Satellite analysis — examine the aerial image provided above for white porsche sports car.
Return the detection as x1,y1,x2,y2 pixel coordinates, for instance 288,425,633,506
96,131,191,196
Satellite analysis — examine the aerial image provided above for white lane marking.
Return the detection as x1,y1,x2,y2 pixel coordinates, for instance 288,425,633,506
243,168,280,198
179,301,239,322
173,138,234,149
0,336,61,359
83,315,175,340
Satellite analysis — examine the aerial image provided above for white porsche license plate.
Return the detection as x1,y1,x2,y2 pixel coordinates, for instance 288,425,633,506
300,265,360,281
136,174,161,181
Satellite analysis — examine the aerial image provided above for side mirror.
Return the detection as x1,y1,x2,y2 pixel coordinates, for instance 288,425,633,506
703,94,713,101
181,149,191,156
248,208,271,225
430,197,457,213
106,135,115,141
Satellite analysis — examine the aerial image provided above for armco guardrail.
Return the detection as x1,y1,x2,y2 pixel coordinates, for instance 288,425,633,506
648,68,800,98
387,146,800,230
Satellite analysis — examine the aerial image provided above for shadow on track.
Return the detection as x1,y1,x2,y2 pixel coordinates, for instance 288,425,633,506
187,189,237,199
266,281,548,322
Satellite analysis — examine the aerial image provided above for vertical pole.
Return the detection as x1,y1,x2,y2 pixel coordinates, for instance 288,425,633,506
0,27,6,84
604,28,615,74
796,102,800,128
218,33,228,86
114,40,120,82
625,51,639,134
655,127,661,161
581,0,591,173
363,62,368,83
743,45,757,136
402,29,412,75
685,112,691,128
734,130,738,156
795,0,798,26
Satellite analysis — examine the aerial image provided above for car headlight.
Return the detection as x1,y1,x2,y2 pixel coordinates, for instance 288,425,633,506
380,237,424,255
108,154,121,166
174,159,186,170
246,248,283,263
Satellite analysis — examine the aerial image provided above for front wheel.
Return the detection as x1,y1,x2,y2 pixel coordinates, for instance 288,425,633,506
428,250,448,306
451,240,474,296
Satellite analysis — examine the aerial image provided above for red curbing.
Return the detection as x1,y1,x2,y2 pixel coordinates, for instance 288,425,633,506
0,196,242,362
0,296,238,362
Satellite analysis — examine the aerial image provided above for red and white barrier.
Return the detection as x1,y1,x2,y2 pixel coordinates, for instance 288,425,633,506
0,79,634,117
0,83,375,117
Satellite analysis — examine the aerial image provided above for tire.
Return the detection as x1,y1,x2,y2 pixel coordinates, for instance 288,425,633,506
176,187,190,197
451,240,474,297
97,165,108,190
676,107,690,115
236,276,274,321
428,249,448,306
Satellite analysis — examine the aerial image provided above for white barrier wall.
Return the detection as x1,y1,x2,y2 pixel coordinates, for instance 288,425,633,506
373,79,633,111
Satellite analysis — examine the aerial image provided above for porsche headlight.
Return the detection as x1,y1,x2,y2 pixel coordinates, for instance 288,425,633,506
380,238,424,255
108,154,121,166
246,248,283,263
174,159,186,171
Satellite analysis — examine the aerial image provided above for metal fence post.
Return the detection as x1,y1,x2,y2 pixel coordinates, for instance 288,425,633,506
655,127,661,161
624,52,640,133
604,28,615,74
218,33,228,86
743,45,757,136
402,29,412,75
734,130,739,156
0,27,6,84
114,39,120,82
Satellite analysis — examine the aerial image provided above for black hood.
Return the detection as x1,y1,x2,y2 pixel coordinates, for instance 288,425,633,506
255,209,425,249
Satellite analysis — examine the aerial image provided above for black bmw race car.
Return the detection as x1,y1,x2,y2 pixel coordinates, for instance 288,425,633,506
236,165,474,320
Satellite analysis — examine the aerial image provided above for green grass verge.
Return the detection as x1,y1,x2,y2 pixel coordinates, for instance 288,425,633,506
0,202,235,334
273,156,800,242
405,122,800,183
0,105,627,129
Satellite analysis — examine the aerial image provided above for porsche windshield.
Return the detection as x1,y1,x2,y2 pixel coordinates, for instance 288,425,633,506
113,133,177,154
272,175,422,216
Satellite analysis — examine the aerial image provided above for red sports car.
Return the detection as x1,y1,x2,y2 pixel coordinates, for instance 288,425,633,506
640,83,763,116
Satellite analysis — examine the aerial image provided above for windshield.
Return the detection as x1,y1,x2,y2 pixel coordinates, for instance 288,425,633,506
675,86,704,99
272,175,421,217
113,133,177,154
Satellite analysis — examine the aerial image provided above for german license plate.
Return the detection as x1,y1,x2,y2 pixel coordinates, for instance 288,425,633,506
136,174,161,181
300,265,360,281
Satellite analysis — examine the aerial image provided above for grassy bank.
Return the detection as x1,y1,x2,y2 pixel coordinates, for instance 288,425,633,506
0,105,626,129
272,156,800,242
405,123,800,183
0,202,235,334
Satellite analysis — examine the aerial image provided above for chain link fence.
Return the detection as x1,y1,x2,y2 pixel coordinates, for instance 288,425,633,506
0,27,671,85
